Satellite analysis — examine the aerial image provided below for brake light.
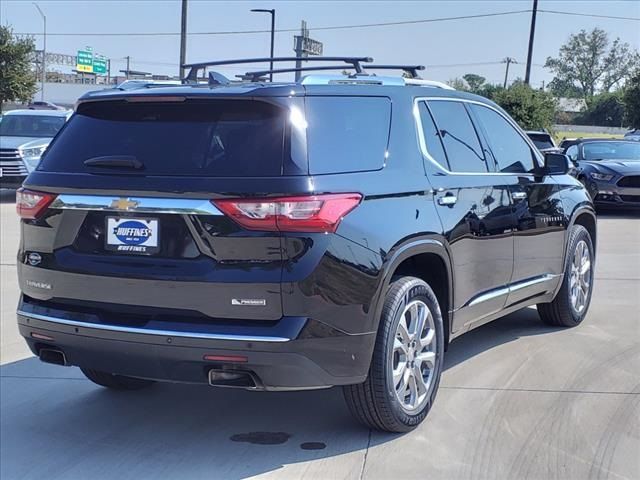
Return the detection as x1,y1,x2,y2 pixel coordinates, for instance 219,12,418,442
16,188,57,220
213,193,362,233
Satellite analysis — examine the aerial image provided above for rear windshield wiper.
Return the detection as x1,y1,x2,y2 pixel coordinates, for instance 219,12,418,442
83,156,144,169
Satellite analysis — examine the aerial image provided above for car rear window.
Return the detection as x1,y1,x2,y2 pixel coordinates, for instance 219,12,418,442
305,96,391,174
0,115,66,138
38,99,288,177
527,134,554,150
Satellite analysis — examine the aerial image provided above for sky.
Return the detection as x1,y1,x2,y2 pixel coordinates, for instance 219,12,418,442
1,0,639,87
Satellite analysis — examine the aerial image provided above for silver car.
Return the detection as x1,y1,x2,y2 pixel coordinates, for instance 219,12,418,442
0,109,71,187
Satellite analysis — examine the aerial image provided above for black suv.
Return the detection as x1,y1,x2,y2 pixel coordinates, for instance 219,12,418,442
16,58,596,433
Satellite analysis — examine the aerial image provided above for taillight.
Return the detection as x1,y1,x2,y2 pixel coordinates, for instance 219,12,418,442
16,188,57,220
213,193,362,233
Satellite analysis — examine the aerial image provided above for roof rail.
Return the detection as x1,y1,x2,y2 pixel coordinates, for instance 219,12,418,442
182,56,373,83
404,78,455,90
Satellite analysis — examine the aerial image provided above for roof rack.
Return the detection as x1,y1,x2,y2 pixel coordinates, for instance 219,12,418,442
367,65,425,79
238,64,426,82
182,56,373,83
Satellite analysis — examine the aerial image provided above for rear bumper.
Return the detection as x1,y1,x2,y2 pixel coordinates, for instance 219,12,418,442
17,305,374,390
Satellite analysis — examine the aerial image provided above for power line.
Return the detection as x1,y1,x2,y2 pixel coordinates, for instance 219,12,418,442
538,9,640,22
14,10,531,36
13,8,640,38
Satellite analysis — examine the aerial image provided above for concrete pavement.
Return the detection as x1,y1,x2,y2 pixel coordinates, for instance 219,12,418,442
1,195,639,479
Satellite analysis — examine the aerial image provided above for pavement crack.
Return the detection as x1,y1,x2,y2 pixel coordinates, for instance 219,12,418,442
359,428,372,480
441,386,638,395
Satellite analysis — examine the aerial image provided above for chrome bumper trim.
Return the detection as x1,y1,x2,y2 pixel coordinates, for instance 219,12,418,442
50,194,223,216
17,310,290,343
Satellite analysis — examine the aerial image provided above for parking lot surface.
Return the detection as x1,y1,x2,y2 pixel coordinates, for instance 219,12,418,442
1,195,639,480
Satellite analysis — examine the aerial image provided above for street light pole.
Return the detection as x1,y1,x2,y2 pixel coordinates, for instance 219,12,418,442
250,8,276,81
32,2,46,101
179,0,188,79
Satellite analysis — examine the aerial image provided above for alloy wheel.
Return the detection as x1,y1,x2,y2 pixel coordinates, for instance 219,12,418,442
569,239,591,314
391,299,438,413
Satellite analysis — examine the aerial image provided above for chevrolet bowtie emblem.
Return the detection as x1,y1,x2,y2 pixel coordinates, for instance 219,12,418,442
110,198,139,210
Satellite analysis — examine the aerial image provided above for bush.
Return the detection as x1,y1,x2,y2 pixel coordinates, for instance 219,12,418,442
574,92,625,126
492,83,556,130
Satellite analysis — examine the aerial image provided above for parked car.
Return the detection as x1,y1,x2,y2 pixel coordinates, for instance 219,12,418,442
27,101,67,110
559,136,618,151
624,129,640,142
566,139,640,208
0,109,71,188
15,59,596,433
525,130,563,154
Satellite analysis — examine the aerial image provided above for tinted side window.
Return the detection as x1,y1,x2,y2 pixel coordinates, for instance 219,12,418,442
565,145,578,161
470,104,537,173
305,96,391,174
427,100,487,173
417,101,448,169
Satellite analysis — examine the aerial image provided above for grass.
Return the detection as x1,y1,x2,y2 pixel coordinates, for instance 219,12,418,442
554,131,624,143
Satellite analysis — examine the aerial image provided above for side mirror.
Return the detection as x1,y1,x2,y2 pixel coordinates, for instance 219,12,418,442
543,153,571,175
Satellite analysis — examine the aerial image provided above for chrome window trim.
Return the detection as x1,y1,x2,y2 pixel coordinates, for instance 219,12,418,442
50,194,223,216
413,96,544,176
17,310,291,343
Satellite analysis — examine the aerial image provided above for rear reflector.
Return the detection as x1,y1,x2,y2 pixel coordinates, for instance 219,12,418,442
16,188,57,220
213,193,362,233
31,332,55,341
203,354,248,363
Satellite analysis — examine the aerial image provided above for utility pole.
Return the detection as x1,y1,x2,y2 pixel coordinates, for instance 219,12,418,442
107,59,111,84
179,0,188,79
32,3,46,101
524,0,538,85
502,57,517,88
125,56,130,79
251,8,276,82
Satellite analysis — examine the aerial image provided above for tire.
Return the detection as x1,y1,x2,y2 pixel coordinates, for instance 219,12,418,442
81,367,155,390
538,224,594,327
343,276,445,433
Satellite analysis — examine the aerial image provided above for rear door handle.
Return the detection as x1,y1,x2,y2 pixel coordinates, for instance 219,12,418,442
437,194,457,206
511,191,527,201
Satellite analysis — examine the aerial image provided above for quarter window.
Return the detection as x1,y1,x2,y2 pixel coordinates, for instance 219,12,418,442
427,100,487,173
417,101,448,169
566,145,578,161
470,104,537,173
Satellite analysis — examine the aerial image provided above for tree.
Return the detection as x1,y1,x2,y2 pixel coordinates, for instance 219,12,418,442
623,70,640,128
0,25,37,111
446,77,468,90
462,73,486,92
545,28,640,107
575,92,625,127
493,83,556,130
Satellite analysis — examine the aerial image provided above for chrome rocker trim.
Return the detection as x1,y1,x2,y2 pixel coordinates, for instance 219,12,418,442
17,310,291,343
466,274,562,308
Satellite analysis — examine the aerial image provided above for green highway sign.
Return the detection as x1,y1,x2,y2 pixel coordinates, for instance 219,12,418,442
76,49,93,73
93,57,107,75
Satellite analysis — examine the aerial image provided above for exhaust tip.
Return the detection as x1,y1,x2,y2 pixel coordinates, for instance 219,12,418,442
208,369,259,390
38,348,68,366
